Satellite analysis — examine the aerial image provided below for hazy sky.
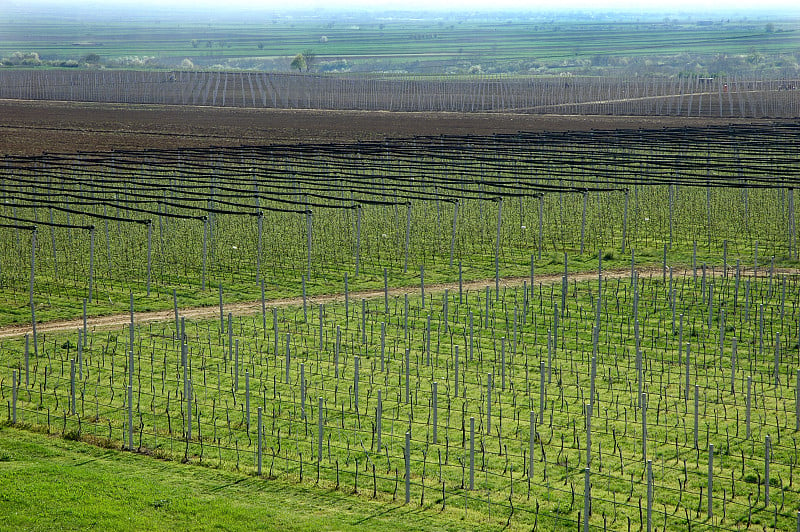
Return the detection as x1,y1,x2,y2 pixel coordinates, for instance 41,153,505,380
15,0,800,12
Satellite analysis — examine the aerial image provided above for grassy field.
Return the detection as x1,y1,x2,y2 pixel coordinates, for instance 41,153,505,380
2,7,798,74
0,426,495,531
3,262,800,529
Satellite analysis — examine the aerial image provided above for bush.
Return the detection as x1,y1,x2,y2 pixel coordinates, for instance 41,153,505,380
63,429,81,441
107,56,160,68
81,53,101,65
2,51,41,66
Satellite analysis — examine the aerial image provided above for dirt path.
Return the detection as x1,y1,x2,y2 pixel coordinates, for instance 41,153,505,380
0,268,669,339
511,89,764,113
2,265,795,339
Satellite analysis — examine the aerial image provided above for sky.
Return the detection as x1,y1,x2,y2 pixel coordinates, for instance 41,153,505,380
13,0,800,13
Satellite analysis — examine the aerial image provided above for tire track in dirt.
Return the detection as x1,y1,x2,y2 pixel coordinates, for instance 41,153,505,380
3,266,794,340
0,267,682,339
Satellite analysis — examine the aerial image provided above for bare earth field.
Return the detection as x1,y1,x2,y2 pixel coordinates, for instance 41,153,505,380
0,99,779,156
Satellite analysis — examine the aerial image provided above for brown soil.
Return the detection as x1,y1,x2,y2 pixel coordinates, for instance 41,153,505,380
0,99,778,156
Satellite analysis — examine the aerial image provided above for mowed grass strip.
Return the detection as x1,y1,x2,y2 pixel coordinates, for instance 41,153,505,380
0,425,499,531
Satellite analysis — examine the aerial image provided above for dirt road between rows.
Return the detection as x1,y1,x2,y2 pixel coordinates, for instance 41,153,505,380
0,268,658,339
3,266,792,340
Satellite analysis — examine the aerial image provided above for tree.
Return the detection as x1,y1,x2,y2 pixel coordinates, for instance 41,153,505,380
301,49,316,71
765,22,775,33
290,50,315,72
290,53,307,72
82,53,101,65
2,51,41,66
747,47,764,65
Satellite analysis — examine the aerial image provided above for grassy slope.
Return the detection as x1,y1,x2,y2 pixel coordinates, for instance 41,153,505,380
0,426,498,531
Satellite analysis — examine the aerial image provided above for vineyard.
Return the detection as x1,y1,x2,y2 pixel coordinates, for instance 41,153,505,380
2,122,800,530
1,70,799,117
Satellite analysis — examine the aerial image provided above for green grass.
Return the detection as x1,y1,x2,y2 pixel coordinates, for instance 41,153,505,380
3,268,800,530
0,426,497,531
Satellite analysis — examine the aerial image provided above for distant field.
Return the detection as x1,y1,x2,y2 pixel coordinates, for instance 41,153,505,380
2,9,799,74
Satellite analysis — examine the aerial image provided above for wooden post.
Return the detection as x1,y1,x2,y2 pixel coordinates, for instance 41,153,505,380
317,398,323,463
583,467,591,532
708,444,714,519
258,407,263,474
647,460,653,532
432,382,438,444
469,417,475,490
11,370,17,424
529,410,535,478
405,431,411,504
